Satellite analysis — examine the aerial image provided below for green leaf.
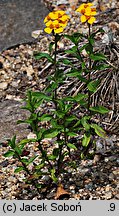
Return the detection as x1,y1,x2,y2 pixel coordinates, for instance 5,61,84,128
45,82,57,93
66,71,80,77
49,42,54,53
58,58,72,65
67,143,77,150
87,80,100,92
82,133,91,147
73,120,81,128
63,96,76,102
37,128,46,140
43,128,59,138
65,46,77,55
88,37,94,46
27,156,37,165
7,135,16,149
90,106,109,114
56,110,65,118
32,92,51,101
64,33,84,45
74,93,88,102
91,123,106,138
21,139,36,146
85,43,93,54
18,138,36,146
81,116,90,131
77,75,87,83
90,53,106,61
92,63,110,70
50,168,58,183
14,166,24,173
34,52,54,63
14,146,22,155
35,163,45,170
53,148,60,157
66,132,78,137
80,152,85,159
4,150,14,157
51,119,64,130
39,114,52,122
66,115,77,122
48,155,57,160
21,158,28,164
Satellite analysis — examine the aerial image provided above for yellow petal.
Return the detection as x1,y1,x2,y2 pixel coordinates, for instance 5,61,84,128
81,15,87,23
53,20,59,25
85,7,91,16
54,27,64,34
87,3,93,7
56,10,65,16
59,21,67,27
49,12,58,20
59,14,70,21
88,16,96,24
45,20,54,27
90,8,97,15
44,28,52,34
44,15,50,23
76,4,85,13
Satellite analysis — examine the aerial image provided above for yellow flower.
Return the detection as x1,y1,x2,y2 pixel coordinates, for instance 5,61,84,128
44,10,69,34
76,3,96,25
88,16,96,24
44,20,65,34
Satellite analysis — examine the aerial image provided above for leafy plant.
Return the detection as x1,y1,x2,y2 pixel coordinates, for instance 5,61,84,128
3,4,110,194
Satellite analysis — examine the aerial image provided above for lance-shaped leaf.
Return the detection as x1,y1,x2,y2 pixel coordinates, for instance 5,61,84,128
51,168,58,183
42,128,60,139
14,166,24,173
91,123,107,138
4,150,15,157
90,106,109,114
87,80,100,92
90,53,106,61
34,52,54,63
32,92,51,101
81,116,90,131
67,143,77,150
82,133,91,147
39,114,52,122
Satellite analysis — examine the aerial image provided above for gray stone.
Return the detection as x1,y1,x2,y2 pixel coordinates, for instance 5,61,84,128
0,0,49,51
0,99,30,143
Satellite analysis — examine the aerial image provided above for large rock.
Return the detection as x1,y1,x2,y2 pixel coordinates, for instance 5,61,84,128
0,0,49,51
0,100,30,143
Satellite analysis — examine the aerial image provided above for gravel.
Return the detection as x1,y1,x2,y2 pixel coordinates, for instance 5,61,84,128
0,0,119,200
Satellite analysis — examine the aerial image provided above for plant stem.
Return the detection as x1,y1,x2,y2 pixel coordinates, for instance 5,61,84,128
88,24,91,112
37,141,53,170
15,151,40,193
54,34,58,108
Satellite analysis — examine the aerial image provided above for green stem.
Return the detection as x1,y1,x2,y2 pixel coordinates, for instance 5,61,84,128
54,34,58,108
88,24,91,112
15,151,40,193
37,140,53,170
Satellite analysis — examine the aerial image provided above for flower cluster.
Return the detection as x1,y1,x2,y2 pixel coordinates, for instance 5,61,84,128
76,3,97,24
44,10,70,34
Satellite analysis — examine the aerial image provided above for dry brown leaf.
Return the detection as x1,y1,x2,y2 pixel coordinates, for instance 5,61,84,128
55,184,70,200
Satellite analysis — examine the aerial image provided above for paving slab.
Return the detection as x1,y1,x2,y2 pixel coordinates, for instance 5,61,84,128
0,0,49,51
